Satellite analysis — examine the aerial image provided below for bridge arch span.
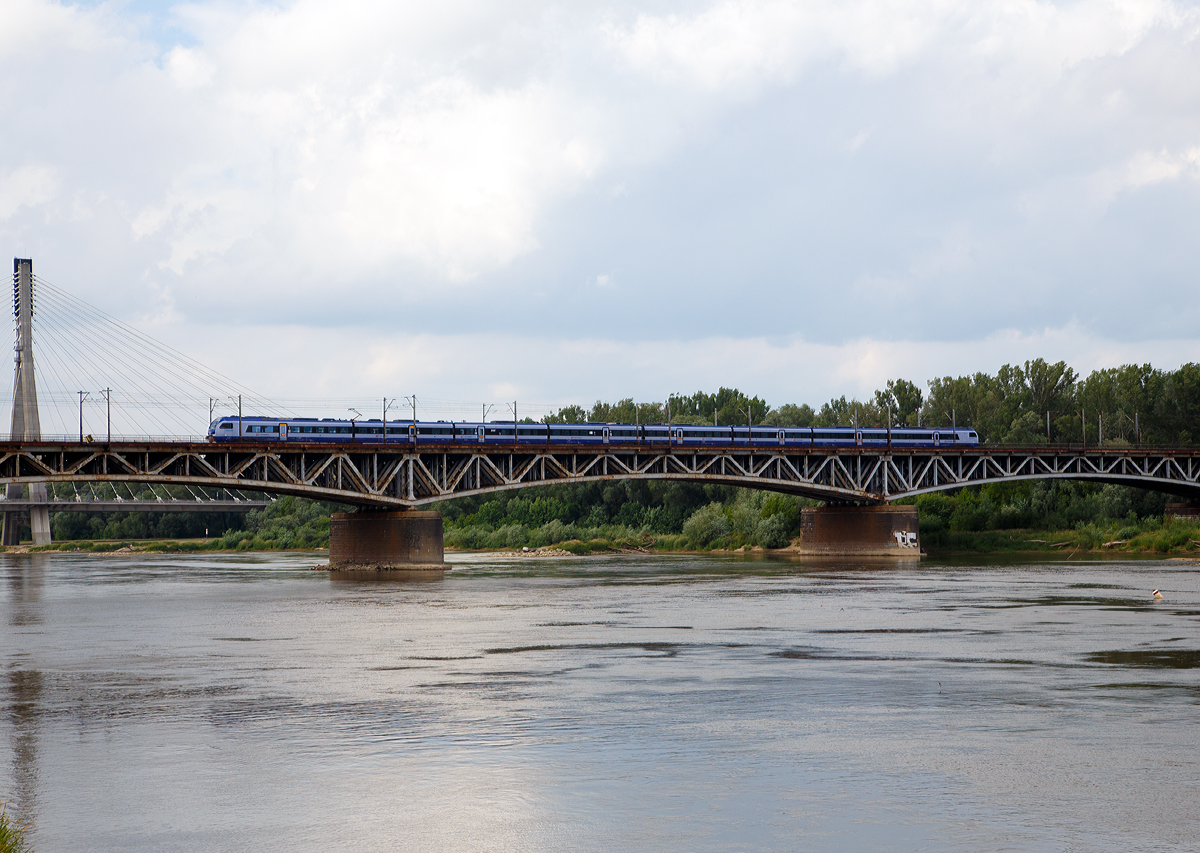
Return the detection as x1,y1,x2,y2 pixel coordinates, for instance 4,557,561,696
2,441,1200,509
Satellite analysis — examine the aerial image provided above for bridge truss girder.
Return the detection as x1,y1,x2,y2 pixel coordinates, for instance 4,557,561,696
2,442,1200,508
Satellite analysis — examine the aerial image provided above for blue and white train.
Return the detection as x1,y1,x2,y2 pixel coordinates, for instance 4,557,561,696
207,416,979,447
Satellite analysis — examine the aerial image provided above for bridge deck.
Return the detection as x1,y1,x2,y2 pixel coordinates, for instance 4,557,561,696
1,440,1198,507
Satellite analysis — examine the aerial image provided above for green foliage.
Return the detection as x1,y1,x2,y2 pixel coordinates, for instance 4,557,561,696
548,387,769,427
441,481,814,552
0,802,31,853
761,403,814,427
875,379,924,426
914,480,1177,551
682,503,732,548
218,496,337,550
755,514,791,548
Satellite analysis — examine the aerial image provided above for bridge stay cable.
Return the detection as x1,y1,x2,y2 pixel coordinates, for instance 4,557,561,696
32,280,273,417
28,276,293,435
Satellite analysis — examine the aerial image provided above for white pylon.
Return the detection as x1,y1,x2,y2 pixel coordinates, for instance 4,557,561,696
3,258,52,545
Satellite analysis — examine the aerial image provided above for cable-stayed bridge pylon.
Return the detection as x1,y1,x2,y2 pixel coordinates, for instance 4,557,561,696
1,258,269,545
3,259,50,544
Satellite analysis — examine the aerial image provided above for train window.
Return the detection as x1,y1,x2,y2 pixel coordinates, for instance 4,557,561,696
219,423,232,429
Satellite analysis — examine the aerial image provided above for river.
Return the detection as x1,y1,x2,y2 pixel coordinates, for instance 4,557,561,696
2,551,1198,851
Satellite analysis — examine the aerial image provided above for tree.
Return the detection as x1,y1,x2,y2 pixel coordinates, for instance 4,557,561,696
761,403,815,427
546,404,588,424
874,379,923,426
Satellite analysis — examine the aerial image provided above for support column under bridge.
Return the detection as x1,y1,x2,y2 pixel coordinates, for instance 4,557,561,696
327,510,446,579
2,259,50,546
794,505,921,557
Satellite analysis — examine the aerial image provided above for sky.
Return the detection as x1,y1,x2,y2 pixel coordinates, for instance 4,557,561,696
3,0,1200,427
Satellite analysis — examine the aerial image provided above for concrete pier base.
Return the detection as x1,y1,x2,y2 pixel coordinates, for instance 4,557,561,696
1165,501,1200,521
794,505,921,557
327,510,446,580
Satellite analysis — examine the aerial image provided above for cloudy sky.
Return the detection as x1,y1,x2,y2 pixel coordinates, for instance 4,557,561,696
3,0,1200,425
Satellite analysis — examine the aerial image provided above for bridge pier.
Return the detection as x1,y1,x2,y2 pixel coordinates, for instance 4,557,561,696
794,505,921,557
327,510,446,580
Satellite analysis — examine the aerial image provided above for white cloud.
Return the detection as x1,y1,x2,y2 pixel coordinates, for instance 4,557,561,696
1120,146,1200,189
0,164,58,219
165,46,215,90
3,0,1200,416
607,0,1184,95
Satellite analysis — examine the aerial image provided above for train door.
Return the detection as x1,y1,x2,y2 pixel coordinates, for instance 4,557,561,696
855,430,862,446
777,430,785,445
602,427,610,445
409,424,417,443
933,432,940,446
279,423,288,442
477,426,485,443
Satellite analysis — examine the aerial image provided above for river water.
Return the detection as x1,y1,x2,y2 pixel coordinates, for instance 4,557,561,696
2,551,1198,852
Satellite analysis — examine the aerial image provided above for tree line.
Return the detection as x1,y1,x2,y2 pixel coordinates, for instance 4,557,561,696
546,359,1200,445
22,358,1200,550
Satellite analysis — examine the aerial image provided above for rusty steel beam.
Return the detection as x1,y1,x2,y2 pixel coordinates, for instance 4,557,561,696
0,440,1199,507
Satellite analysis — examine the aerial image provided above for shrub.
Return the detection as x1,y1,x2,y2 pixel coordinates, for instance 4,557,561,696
682,503,731,548
1074,522,1104,550
729,500,761,540
755,514,790,549
0,801,31,853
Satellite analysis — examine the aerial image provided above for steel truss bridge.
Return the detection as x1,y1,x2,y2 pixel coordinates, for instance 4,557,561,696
2,440,1200,508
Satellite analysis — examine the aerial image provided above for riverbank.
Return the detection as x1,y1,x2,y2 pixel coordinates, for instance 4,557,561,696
3,538,327,555
9,515,1200,558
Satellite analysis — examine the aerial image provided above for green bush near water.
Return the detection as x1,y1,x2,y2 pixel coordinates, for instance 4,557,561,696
0,802,31,853
441,486,816,552
218,496,338,550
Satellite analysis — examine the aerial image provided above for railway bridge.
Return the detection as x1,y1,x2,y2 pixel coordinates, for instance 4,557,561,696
3,437,1199,570
3,439,1198,508
4,256,1199,572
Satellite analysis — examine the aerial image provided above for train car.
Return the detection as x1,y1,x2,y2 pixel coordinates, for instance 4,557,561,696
207,417,980,447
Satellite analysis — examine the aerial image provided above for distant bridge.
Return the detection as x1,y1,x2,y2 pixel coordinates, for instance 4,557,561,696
1,439,1198,508
0,498,265,514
